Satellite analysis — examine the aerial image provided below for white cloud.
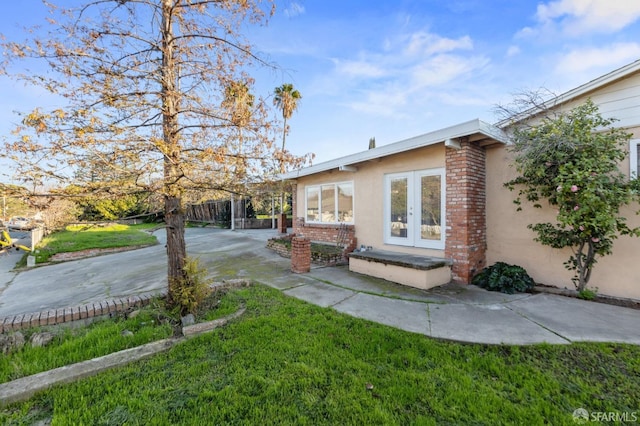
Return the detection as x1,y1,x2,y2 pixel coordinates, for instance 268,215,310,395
555,42,640,73
284,2,305,18
327,30,488,118
332,58,388,78
404,32,473,56
410,54,488,88
534,0,640,36
347,88,409,118
436,91,488,107
506,45,521,57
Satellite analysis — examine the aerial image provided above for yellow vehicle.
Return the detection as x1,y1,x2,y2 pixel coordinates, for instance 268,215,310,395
0,229,31,253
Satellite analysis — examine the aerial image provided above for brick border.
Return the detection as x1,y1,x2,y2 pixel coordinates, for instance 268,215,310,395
0,279,253,335
0,292,165,334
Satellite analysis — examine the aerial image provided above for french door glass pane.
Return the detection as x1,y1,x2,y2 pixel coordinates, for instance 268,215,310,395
420,175,441,241
390,177,408,238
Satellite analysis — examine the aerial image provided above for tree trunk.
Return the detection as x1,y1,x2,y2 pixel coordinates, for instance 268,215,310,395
161,0,188,303
165,193,187,282
279,117,288,214
575,241,595,291
281,116,288,152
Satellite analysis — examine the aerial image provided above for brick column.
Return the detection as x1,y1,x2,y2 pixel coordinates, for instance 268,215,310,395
291,236,311,273
445,139,487,283
278,213,288,234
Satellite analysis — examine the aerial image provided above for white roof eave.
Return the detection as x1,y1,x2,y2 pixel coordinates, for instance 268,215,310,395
281,118,508,180
495,58,640,129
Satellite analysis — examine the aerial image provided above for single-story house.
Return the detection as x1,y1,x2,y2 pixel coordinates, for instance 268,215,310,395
281,59,640,301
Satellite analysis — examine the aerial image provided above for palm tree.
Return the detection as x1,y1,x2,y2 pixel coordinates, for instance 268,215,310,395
222,81,254,177
273,84,301,219
273,83,302,153
223,81,254,128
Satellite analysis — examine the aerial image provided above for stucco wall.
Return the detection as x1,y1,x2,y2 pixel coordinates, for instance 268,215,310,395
294,144,446,257
485,131,640,300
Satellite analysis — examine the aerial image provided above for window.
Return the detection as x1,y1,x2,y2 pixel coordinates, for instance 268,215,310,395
305,182,354,223
631,139,639,179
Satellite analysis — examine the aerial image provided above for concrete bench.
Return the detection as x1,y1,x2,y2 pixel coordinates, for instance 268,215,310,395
348,250,452,290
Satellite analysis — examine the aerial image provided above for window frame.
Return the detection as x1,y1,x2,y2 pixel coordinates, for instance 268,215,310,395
305,181,354,224
631,139,639,179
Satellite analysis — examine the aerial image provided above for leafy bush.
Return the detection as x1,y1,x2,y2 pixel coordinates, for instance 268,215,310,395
472,262,535,294
168,257,213,316
578,288,598,301
505,100,640,291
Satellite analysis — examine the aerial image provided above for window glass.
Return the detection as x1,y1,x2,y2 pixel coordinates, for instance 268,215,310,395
337,183,354,222
306,187,319,222
321,185,336,222
631,140,639,178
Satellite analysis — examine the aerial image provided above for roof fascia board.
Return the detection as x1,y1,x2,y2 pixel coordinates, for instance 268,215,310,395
281,119,508,180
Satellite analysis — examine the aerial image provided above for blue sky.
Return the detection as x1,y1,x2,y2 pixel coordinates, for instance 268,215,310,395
250,0,640,163
2,0,640,182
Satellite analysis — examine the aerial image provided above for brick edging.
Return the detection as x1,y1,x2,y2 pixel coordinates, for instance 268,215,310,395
0,291,166,334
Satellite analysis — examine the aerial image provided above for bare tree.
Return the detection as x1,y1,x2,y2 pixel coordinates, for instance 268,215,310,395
0,0,306,310
493,87,559,128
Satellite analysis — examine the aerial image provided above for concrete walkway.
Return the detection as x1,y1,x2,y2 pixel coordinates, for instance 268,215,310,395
1,227,639,345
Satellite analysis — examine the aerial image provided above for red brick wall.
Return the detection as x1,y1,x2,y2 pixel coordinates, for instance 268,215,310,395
294,218,358,253
445,140,487,283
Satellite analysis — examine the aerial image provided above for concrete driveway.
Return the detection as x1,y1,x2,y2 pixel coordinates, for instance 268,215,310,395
0,227,254,318
1,227,639,345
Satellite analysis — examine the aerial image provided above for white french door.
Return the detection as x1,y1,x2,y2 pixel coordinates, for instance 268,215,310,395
383,168,445,249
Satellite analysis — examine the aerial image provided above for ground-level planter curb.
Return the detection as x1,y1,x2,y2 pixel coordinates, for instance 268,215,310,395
0,307,246,407
532,285,640,310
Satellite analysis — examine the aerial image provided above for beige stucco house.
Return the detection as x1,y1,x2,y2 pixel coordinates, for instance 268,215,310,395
282,59,640,301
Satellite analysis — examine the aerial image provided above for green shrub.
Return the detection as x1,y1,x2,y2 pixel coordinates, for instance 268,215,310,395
472,262,535,294
168,257,213,316
578,288,598,300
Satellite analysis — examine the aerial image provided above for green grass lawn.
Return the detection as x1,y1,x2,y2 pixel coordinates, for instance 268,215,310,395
31,223,158,264
1,284,638,425
0,303,174,384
